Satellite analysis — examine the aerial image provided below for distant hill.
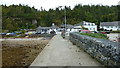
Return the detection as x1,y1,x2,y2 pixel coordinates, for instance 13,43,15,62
1,4,119,32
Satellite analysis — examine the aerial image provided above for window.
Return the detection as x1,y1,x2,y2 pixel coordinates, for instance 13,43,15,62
107,26,109,28
91,24,93,26
90,28,91,30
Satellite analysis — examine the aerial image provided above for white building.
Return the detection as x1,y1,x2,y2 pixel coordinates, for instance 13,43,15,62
62,24,81,32
100,21,120,31
75,21,97,31
69,26,81,32
36,23,59,34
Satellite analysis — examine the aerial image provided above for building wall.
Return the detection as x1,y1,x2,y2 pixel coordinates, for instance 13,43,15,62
82,22,97,31
36,28,58,34
83,25,97,31
100,26,119,31
67,28,81,32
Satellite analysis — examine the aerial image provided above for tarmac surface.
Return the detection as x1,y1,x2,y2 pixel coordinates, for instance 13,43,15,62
30,34,102,66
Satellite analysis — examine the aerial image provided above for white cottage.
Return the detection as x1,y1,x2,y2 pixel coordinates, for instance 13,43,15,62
100,21,120,31
60,24,81,32
75,21,97,31
36,23,59,34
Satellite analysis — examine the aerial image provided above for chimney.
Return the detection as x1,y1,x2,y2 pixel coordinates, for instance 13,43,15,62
52,23,55,26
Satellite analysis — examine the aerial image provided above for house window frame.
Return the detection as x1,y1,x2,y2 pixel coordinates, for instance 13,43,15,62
111,26,113,28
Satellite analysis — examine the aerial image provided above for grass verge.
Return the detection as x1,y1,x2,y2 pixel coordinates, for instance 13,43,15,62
80,33,108,39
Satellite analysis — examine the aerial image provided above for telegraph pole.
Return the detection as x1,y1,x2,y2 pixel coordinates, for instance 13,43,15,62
64,6,66,32
58,6,67,38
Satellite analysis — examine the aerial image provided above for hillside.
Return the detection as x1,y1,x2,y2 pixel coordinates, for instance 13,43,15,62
2,4,119,32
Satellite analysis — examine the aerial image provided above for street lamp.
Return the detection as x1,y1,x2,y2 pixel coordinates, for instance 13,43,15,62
64,7,67,32
58,6,67,36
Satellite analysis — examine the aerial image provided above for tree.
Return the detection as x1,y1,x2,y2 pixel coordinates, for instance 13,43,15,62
1,4,118,32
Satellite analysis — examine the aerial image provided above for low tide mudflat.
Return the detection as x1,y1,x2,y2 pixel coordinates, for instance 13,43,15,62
2,38,50,67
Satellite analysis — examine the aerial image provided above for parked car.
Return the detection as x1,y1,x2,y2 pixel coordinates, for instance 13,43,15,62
35,32,41,34
105,31,110,34
15,32,22,34
100,31,107,34
80,30,91,33
0,33,6,35
100,31,110,34
25,31,36,35
50,30,56,34
6,33,16,36
93,31,100,33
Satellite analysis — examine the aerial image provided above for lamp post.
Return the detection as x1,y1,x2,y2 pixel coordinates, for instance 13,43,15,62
58,6,67,37
64,6,67,33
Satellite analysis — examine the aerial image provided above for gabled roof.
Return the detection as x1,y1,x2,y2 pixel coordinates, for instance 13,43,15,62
37,25,59,30
74,21,96,26
37,26,51,29
66,24,74,28
51,25,59,29
60,24,74,28
74,22,83,26
74,23,83,26
100,21,120,26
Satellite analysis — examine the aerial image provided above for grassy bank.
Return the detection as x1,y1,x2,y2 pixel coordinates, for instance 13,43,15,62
80,33,108,39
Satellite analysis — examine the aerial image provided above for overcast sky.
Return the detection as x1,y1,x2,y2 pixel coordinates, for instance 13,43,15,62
0,0,119,10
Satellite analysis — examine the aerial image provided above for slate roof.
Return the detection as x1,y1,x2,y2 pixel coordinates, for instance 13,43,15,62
37,25,59,30
60,24,74,28
74,21,94,26
37,26,51,29
51,25,59,29
66,24,74,28
100,21,120,26
74,22,83,26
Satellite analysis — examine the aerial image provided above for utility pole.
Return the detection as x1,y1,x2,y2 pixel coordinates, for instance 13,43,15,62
58,6,67,38
58,6,67,31
64,6,66,32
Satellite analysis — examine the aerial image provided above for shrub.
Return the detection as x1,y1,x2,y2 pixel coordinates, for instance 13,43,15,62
80,33,108,39
111,30,120,33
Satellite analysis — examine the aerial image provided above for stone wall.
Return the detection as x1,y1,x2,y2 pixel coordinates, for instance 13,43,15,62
69,32,120,66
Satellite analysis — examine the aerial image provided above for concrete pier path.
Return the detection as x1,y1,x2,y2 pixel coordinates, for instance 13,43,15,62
30,34,102,66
